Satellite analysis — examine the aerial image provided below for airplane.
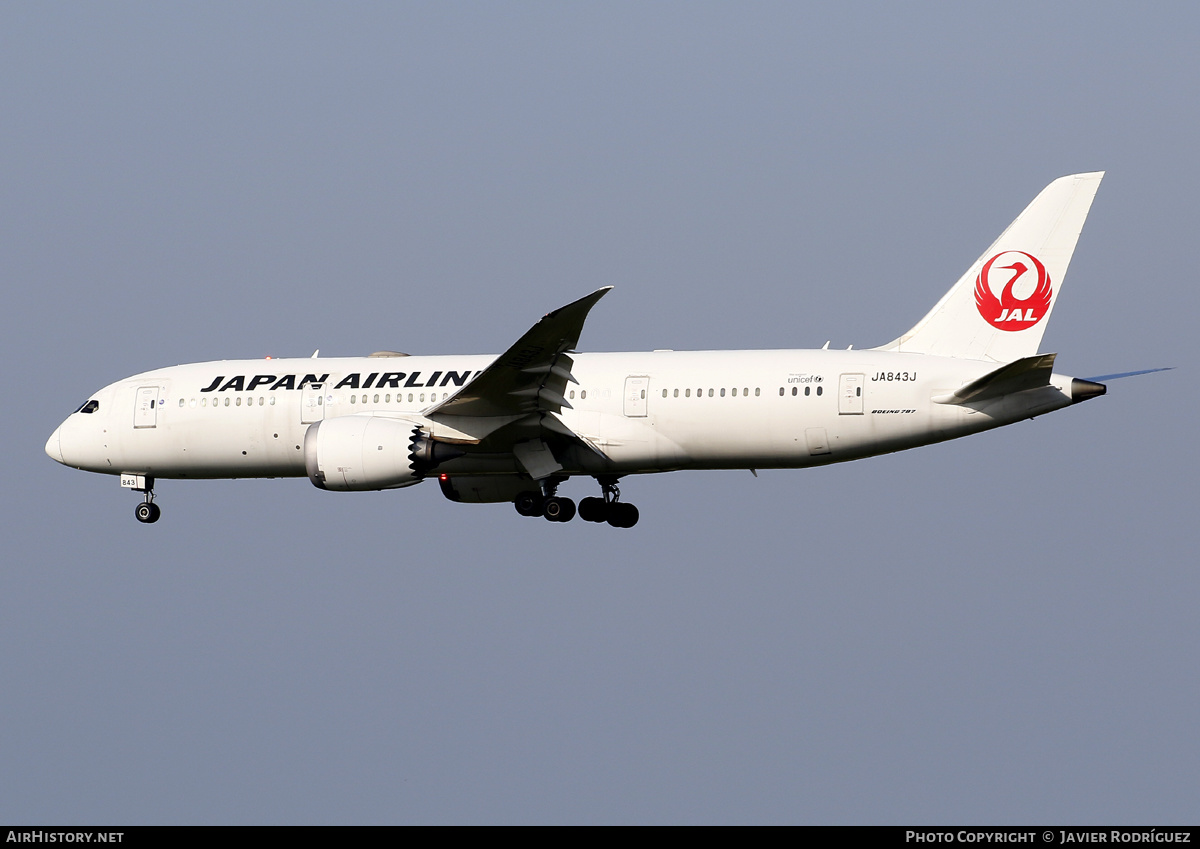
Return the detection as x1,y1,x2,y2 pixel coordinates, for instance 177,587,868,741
46,171,1150,527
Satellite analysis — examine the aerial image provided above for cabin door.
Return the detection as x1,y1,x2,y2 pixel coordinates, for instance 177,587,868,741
838,373,865,415
301,382,325,424
623,376,649,417
134,386,159,428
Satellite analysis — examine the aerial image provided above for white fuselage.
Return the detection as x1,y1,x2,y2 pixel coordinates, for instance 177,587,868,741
46,348,1080,483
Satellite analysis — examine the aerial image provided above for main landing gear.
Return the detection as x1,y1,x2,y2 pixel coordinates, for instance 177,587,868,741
514,477,576,523
133,478,161,524
579,477,639,528
513,476,638,528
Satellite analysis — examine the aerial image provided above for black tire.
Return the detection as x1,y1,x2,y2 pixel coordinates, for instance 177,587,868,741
514,491,544,517
543,496,576,522
578,496,606,522
608,502,639,528
135,502,159,524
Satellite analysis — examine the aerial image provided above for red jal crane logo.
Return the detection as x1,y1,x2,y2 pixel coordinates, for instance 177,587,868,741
974,250,1053,331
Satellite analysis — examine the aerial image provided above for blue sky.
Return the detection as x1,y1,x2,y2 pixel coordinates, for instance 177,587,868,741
2,3,1195,823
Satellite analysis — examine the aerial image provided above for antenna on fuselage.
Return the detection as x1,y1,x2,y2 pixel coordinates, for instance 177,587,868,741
311,349,320,358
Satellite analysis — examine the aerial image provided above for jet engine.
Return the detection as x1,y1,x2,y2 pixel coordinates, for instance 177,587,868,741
304,416,460,492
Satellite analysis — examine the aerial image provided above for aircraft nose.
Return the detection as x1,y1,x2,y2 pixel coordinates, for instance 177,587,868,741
45,425,65,464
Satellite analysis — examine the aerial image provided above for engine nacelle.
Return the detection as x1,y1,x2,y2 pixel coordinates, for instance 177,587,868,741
304,417,424,492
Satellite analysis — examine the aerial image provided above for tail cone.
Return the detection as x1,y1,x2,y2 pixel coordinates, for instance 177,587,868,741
1071,378,1107,403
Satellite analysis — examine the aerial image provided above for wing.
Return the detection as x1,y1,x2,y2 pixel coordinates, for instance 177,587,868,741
427,287,610,419
422,288,613,476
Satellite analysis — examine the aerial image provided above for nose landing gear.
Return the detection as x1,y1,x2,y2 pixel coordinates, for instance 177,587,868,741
135,499,161,524
128,476,160,524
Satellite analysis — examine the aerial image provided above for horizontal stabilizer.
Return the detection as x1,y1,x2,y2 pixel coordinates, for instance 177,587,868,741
933,353,1057,405
1083,367,1173,382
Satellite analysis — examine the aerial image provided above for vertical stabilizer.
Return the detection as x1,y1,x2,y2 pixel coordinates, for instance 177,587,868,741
875,172,1103,362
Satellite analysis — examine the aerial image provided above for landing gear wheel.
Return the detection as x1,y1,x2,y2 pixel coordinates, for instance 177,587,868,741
543,496,576,523
590,477,638,528
514,491,545,518
607,502,639,528
578,496,606,523
135,502,161,524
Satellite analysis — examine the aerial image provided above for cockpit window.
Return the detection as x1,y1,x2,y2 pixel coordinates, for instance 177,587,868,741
77,400,100,414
